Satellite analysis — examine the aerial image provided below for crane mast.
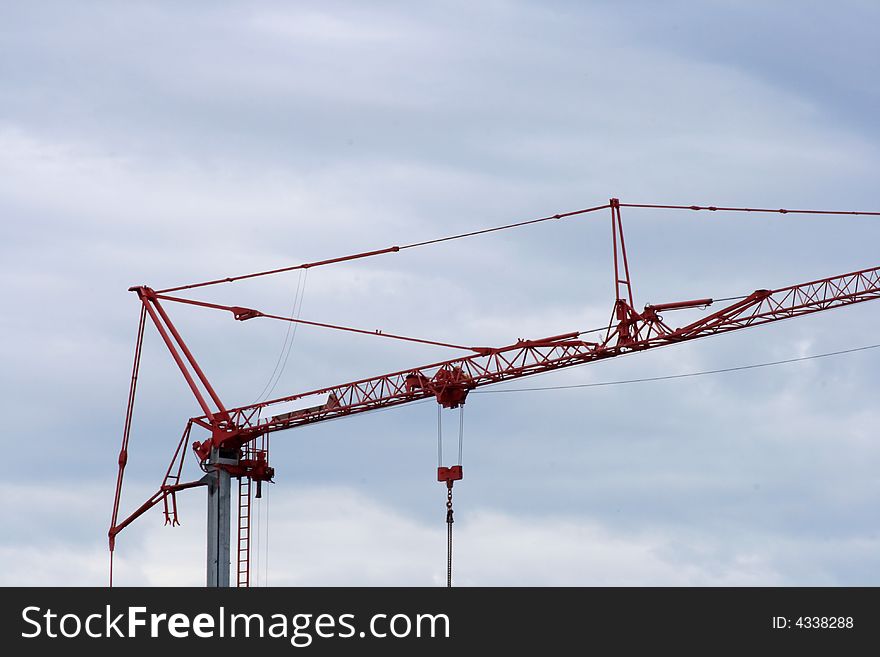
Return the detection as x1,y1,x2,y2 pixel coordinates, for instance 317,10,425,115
109,198,880,587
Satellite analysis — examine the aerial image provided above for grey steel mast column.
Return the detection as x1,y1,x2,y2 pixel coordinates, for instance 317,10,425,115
206,447,234,587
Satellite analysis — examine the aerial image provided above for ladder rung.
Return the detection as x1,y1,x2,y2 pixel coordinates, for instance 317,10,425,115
237,477,251,590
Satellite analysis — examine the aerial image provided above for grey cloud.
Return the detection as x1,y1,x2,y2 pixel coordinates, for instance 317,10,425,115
1,1,878,585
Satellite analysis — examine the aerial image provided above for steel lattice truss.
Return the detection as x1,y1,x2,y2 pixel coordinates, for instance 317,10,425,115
199,264,880,445
108,197,880,586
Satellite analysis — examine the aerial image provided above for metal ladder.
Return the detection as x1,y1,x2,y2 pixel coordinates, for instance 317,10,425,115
236,470,251,587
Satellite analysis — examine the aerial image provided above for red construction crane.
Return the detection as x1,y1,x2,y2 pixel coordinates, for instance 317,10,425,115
108,198,880,587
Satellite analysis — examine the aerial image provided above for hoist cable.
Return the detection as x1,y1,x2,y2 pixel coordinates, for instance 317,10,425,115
447,486,454,589
437,405,442,467
457,406,464,466
436,405,461,587
436,406,465,466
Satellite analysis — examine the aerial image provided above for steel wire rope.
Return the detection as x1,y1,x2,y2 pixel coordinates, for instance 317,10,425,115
155,203,880,295
437,405,442,468
253,483,261,587
253,270,306,403
472,343,880,394
155,204,612,294
264,468,270,587
263,270,309,401
458,405,464,466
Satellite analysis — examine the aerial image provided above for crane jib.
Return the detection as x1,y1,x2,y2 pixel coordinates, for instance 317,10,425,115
194,263,880,447
108,198,880,589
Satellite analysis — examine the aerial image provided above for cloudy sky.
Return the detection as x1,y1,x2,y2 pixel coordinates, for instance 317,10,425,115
1,1,878,586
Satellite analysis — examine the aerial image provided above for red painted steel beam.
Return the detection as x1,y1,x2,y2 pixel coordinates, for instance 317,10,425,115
153,292,482,353
193,264,880,449
645,299,714,313
109,479,208,541
109,305,146,552
149,294,229,418
137,292,218,422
